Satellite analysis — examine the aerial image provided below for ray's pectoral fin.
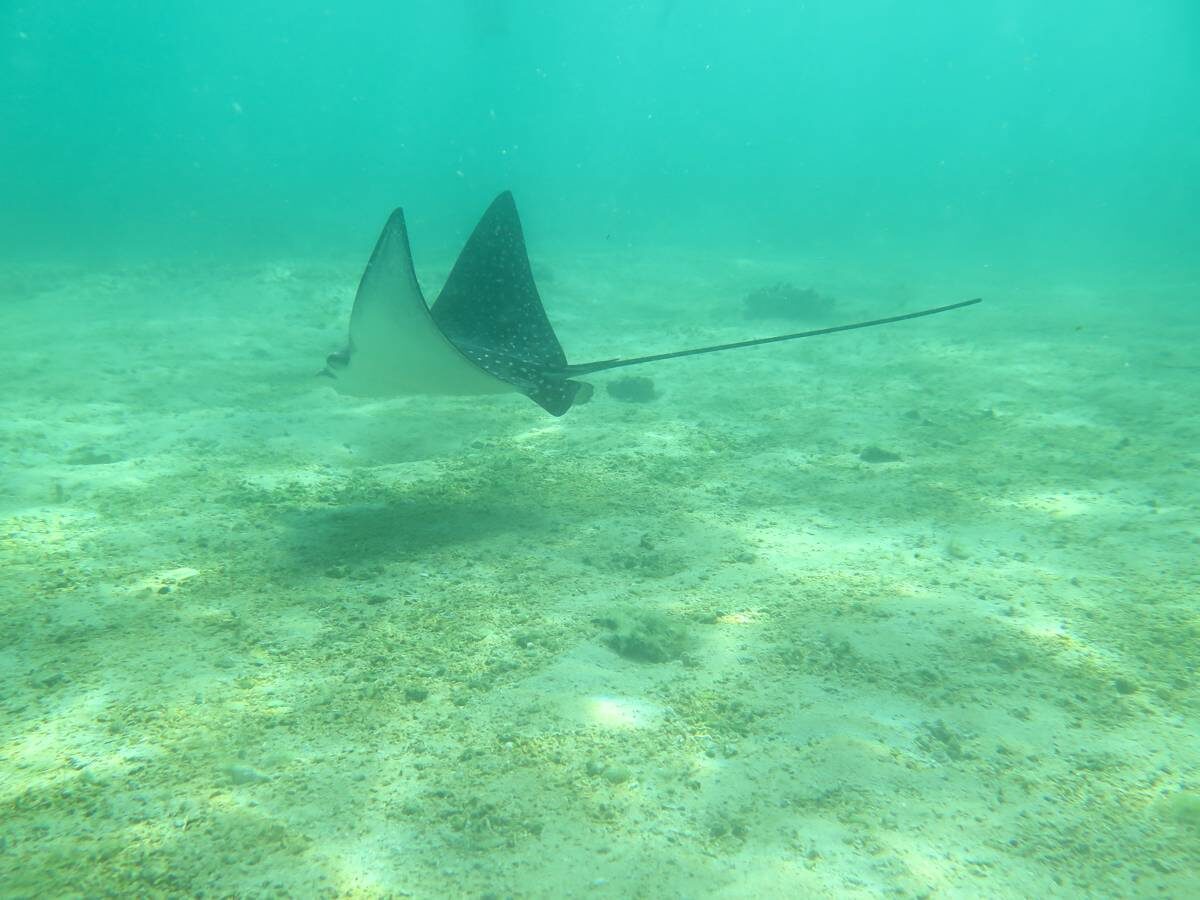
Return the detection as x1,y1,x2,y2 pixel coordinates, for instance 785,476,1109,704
430,191,593,415
326,207,515,398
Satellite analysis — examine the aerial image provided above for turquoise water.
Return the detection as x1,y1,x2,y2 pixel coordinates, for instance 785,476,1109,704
4,2,1197,269
2,3,1198,897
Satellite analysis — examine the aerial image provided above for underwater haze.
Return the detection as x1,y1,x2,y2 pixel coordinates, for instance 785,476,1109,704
2,1,1198,897
4,1,1199,269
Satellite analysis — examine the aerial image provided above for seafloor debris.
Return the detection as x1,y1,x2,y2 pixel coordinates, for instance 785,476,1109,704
594,609,691,663
606,375,658,403
859,445,902,463
742,282,836,321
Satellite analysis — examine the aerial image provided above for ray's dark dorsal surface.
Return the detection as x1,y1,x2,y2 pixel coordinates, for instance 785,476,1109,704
432,192,590,415
323,191,981,416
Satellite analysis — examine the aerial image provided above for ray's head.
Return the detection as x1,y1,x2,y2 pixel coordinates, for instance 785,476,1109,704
319,343,350,388
323,346,350,378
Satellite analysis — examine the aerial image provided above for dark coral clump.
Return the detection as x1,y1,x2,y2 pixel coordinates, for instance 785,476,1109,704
743,282,836,322
606,375,658,403
595,609,691,663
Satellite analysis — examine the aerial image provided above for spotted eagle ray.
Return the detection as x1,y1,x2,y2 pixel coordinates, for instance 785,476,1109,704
323,192,980,416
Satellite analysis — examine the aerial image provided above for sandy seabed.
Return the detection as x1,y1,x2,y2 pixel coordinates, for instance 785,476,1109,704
1,248,1197,898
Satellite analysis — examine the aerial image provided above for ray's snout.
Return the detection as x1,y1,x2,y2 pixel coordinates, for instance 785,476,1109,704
319,348,349,380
